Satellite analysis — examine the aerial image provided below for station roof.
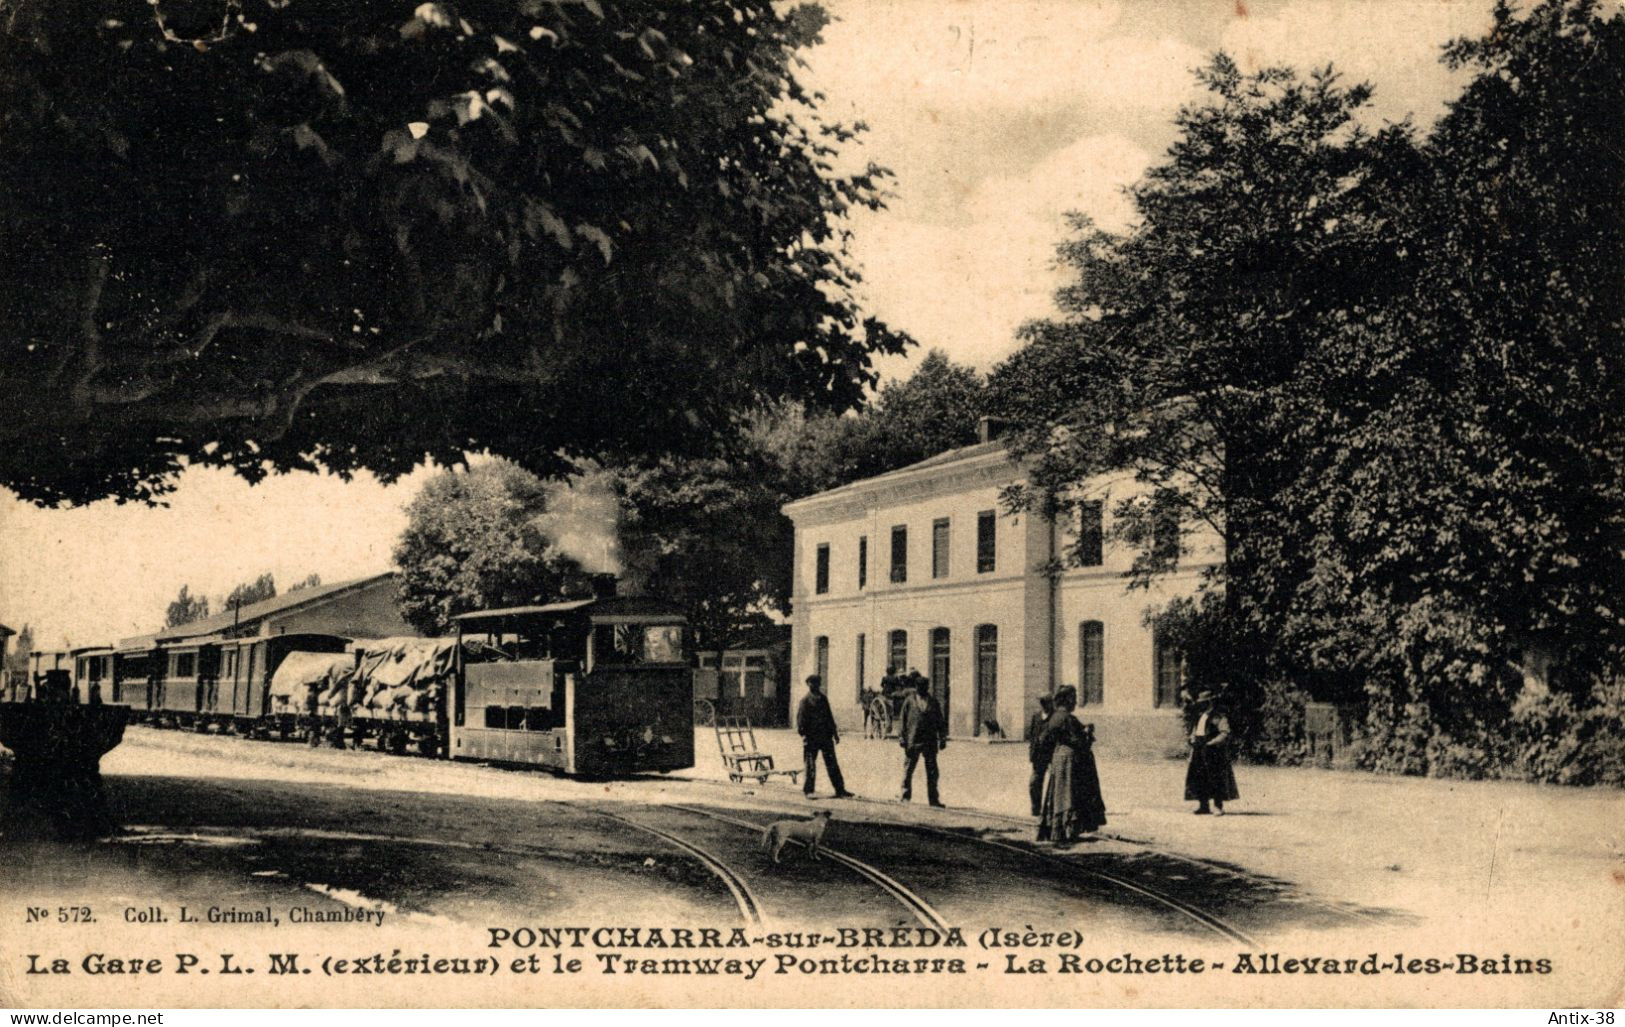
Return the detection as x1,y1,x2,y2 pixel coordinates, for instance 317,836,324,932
155,572,394,642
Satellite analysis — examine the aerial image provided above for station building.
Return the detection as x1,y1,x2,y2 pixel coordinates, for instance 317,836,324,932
781,422,1217,755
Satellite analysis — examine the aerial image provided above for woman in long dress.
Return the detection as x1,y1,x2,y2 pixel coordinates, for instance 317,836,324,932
1184,689,1240,814
1035,686,1107,843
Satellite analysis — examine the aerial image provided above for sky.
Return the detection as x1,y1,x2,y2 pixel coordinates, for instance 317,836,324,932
0,0,1501,649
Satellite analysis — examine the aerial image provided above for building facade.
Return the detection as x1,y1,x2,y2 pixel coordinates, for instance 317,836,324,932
781,434,1216,755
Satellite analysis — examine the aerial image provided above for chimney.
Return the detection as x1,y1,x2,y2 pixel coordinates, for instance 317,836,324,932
978,416,1008,444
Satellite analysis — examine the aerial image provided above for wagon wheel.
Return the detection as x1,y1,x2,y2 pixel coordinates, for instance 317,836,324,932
692,699,716,728
868,696,893,739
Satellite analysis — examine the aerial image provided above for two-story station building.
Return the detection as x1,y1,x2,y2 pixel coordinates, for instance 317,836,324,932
782,421,1217,754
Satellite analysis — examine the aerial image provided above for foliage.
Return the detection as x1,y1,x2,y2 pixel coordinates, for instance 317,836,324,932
612,453,791,652
5,624,33,675
287,573,322,592
224,572,278,610
761,348,987,495
993,53,1411,733
0,0,902,506
163,585,212,628
392,459,573,635
996,1,1625,784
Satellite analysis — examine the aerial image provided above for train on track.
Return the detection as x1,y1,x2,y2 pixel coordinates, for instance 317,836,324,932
24,582,695,778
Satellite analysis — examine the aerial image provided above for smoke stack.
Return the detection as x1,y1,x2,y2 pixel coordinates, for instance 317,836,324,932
977,416,1008,444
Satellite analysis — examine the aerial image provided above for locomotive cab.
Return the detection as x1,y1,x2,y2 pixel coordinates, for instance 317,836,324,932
452,596,694,776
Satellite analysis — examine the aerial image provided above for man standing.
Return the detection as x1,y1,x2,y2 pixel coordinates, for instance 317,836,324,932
1027,694,1055,816
797,675,853,799
898,672,947,807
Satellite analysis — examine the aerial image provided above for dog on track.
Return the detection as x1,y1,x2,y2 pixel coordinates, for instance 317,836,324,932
760,810,834,864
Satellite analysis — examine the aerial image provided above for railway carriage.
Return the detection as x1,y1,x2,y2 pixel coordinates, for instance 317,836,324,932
71,646,113,704
452,592,694,776
111,638,162,715
223,632,350,736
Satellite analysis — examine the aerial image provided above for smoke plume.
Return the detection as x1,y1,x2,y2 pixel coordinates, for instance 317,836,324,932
535,466,623,576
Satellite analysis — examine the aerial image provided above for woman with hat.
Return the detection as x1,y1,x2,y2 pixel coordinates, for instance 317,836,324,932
1034,685,1107,844
1184,687,1239,815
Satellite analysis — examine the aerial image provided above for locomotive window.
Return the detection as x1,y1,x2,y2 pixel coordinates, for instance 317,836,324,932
525,706,558,732
644,625,684,662
505,706,526,730
484,705,505,729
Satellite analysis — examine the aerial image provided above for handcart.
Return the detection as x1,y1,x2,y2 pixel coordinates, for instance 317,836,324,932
713,715,799,786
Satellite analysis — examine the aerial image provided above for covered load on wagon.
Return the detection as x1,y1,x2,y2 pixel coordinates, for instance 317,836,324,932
267,651,354,714
345,637,453,718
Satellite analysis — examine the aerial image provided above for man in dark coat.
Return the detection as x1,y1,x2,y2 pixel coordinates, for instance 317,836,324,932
797,675,853,799
1027,694,1055,816
1184,688,1240,814
898,672,947,807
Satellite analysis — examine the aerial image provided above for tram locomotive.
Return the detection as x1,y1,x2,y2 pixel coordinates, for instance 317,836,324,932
55,583,694,777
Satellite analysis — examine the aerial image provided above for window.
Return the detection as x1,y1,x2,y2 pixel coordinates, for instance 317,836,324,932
887,630,908,676
1152,490,1180,563
1154,632,1184,708
172,652,196,679
746,655,770,698
890,525,908,583
977,510,996,573
1079,621,1104,705
526,706,557,731
930,627,951,721
814,636,830,687
1077,501,1104,567
855,634,866,701
484,705,506,729
815,543,831,594
858,536,868,590
974,624,998,735
932,518,951,578
594,623,685,665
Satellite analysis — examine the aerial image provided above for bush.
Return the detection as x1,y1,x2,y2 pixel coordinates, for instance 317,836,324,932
1511,682,1625,787
1243,678,1311,766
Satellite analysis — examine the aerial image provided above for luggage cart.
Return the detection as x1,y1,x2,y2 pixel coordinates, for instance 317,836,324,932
714,715,799,785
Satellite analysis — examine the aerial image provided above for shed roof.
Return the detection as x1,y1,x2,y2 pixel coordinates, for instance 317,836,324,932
156,573,395,641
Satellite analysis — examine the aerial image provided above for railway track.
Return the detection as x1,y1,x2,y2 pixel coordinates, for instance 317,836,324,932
569,803,765,927
664,803,952,933
667,795,1265,944
681,778,1380,931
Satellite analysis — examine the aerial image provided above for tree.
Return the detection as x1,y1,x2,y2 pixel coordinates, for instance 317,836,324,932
6,624,33,676
993,55,1415,724
1268,0,1625,777
287,573,322,592
613,454,791,652
393,459,575,635
224,572,278,611
0,1,903,506
760,348,987,495
995,4,1625,781
164,585,212,628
